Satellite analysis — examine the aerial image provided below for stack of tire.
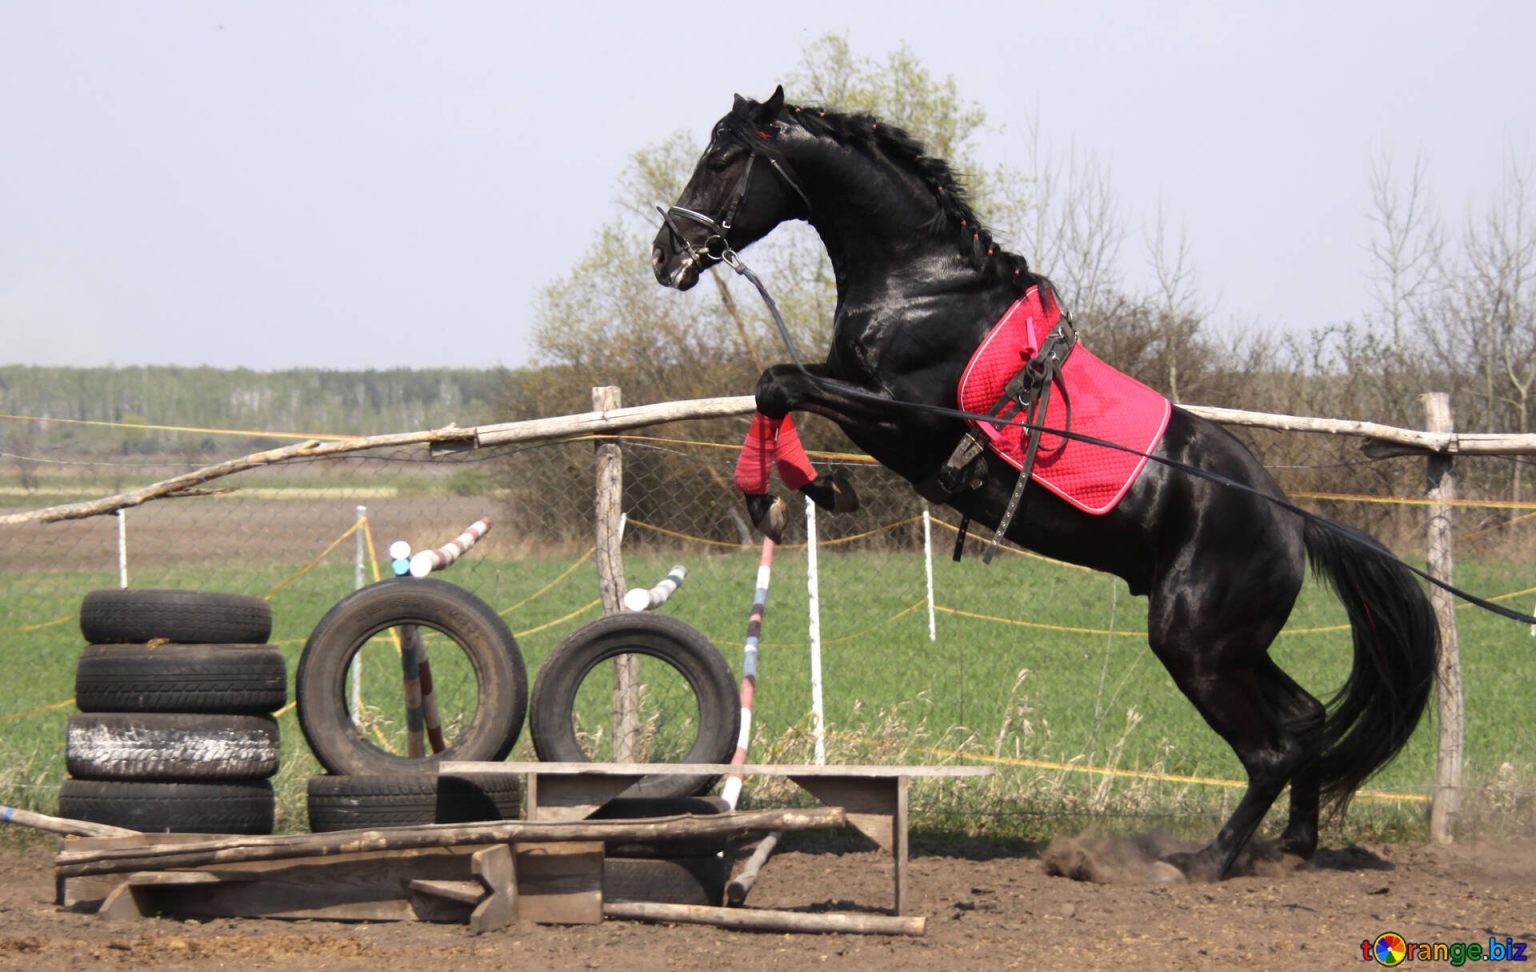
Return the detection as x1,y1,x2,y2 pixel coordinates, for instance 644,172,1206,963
60,589,286,835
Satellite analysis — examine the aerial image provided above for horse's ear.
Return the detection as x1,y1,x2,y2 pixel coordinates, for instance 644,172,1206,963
733,93,749,114
757,85,786,120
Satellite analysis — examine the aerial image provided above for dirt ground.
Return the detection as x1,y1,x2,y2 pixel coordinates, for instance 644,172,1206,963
2,833,1534,971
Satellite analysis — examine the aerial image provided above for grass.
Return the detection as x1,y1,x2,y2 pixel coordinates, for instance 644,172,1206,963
2,539,1534,847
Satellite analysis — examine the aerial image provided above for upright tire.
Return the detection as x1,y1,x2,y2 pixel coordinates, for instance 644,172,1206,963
530,613,739,799
296,578,528,776
80,589,272,645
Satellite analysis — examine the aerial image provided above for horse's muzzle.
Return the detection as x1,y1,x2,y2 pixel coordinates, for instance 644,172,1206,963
652,242,701,291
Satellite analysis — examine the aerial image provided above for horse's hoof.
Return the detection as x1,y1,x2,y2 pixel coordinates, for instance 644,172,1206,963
801,472,860,514
745,494,788,543
1160,848,1224,882
1280,831,1318,860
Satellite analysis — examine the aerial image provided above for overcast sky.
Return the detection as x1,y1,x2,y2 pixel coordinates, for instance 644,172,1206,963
3,2,1532,372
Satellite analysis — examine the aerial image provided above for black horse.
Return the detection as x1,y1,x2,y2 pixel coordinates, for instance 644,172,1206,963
651,87,1438,879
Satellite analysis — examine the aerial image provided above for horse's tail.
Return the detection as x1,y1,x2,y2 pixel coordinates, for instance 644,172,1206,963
1303,517,1440,813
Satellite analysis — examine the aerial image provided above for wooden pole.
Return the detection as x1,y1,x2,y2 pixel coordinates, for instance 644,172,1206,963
726,830,781,905
56,807,848,878
11,395,1536,528
1424,392,1463,844
593,386,640,763
1,805,136,838
604,900,926,936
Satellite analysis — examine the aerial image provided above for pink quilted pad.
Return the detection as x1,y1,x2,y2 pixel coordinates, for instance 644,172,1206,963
956,287,1171,515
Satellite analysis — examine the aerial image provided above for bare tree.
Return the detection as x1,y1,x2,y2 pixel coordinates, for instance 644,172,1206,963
1366,149,1442,351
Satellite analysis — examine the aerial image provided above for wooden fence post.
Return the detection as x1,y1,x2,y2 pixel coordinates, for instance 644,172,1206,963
593,386,640,762
1424,392,1463,843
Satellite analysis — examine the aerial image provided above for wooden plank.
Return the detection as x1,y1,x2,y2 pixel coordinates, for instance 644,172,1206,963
407,879,484,906
468,845,516,934
72,847,486,920
514,842,602,925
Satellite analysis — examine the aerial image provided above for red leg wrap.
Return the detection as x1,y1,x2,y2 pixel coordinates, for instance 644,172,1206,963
773,415,819,490
734,413,781,494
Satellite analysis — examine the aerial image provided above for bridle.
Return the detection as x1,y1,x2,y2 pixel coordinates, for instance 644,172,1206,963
655,127,813,282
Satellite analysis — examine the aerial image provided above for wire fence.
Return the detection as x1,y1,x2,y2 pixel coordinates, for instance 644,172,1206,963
3,412,1535,837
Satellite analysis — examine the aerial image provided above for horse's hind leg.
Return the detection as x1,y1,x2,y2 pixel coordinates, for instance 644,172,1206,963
1268,661,1325,858
1148,606,1319,878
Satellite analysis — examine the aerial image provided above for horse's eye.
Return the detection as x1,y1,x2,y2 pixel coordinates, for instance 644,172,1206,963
708,153,732,174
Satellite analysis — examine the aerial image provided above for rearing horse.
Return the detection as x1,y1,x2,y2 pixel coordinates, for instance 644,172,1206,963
651,87,1438,879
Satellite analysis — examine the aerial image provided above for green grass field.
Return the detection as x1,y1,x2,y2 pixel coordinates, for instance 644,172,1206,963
3,542,1533,844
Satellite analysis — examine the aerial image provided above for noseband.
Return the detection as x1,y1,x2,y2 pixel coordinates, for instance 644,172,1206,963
656,132,813,276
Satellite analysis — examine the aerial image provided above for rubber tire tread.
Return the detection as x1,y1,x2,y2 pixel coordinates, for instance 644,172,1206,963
80,589,272,645
305,773,523,832
530,612,739,800
588,795,736,859
75,644,288,714
58,779,275,834
295,578,528,776
603,856,731,906
66,713,280,781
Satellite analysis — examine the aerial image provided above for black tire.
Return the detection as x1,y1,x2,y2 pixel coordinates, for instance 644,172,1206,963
529,613,739,800
305,773,523,832
58,779,274,834
604,856,731,906
80,589,272,645
75,644,288,714
589,795,736,859
66,713,280,781
296,578,528,776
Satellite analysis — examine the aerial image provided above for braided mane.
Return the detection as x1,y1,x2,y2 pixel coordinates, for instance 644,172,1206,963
730,98,1050,302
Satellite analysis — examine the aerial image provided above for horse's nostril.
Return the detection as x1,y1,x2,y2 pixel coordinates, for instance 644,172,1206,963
651,245,666,269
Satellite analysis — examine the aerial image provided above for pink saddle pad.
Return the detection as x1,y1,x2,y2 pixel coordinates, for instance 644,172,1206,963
957,287,1171,515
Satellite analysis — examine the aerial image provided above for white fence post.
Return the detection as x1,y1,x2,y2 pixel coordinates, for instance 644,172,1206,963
116,510,127,588
922,504,937,642
806,495,826,765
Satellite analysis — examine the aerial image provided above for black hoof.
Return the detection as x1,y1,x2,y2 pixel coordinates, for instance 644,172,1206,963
1280,831,1318,860
744,494,788,543
801,472,860,513
1160,848,1225,882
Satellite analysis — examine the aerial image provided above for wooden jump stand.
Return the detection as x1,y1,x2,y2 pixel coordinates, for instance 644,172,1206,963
50,760,991,936
445,760,994,917
54,807,845,932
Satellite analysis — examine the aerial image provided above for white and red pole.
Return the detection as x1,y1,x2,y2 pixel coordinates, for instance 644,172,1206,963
720,536,774,810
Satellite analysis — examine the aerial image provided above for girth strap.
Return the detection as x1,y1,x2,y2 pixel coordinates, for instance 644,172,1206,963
942,316,1077,563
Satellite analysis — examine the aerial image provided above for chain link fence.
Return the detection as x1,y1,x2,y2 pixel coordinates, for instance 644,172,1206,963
3,412,1534,838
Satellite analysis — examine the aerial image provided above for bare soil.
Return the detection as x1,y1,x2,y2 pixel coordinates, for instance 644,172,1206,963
3,834,1534,970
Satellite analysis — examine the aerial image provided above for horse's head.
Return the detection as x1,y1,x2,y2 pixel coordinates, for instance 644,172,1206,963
652,85,812,291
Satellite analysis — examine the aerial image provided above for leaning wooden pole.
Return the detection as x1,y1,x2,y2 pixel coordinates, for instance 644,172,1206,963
56,807,848,877
1424,392,1463,843
593,386,640,762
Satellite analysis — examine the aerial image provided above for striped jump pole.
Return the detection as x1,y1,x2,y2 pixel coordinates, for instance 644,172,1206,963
409,516,492,577
720,536,775,811
394,517,492,755
623,564,688,612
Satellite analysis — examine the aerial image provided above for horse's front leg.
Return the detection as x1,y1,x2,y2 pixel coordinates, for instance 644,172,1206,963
739,363,902,539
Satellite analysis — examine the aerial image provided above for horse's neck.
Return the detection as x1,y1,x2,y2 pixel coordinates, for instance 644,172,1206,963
796,144,949,296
